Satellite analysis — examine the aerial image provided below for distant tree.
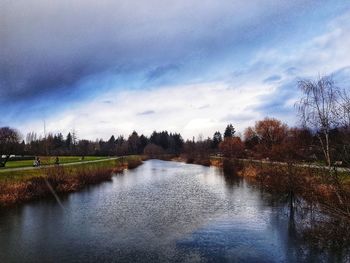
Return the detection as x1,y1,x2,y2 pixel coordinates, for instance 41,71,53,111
0,127,21,166
98,139,108,155
159,131,170,149
254,117,288,157
108,135,116,144
219,137,244,158
92,139,101,155
78,139,92,157
211,131,222,149
116,135,125,146
106,135,116,155
19,140,25,155
139,134,149,153
182,135,212,165
66,132,72,150
143,143,165,157
46,133,55,155
25,132,37,144
172,133,184,153
52,133,65,155
184,140,196,157
115,136,126,156
339,87,350,128
195,135,212,157
116,141,129,156
243,127,259,150
0,127,21,155
25,131,38,154
224,124,235,138
335,89,350,165
71,130,78,146
128,131,140,154
269,127,313,161
149,130,183,153
255,118,288,146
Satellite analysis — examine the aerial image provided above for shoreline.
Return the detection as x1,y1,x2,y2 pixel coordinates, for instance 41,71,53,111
0,156,143,208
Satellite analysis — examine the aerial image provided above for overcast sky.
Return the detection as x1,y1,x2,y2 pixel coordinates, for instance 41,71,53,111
1,0,350,140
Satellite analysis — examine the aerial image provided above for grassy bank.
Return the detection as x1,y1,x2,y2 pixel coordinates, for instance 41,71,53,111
0,155,143,207
2,156,106,169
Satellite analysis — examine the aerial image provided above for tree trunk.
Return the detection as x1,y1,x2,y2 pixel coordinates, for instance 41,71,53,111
325,132,331,169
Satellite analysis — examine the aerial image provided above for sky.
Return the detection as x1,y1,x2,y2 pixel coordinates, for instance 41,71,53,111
1,0,350,140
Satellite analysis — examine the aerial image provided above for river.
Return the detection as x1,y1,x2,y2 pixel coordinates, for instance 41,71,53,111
0,160,346,262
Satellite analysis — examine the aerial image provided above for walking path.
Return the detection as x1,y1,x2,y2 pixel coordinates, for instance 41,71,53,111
237,158,350,172
211,156,350,173
0,157,121,173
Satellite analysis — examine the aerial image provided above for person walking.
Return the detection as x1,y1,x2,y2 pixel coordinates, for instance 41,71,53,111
55,156,60,165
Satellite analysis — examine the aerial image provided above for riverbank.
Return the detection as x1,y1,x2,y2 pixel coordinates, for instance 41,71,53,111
0,156,143,207
217,158,350,214
212,157,350,249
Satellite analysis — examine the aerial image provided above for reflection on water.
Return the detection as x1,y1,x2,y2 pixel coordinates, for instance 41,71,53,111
0,160,348,262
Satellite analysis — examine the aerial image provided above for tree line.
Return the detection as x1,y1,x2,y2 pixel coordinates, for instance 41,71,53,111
0,129,184,157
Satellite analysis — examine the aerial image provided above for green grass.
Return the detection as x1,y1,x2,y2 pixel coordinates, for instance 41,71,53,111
0,155,141,183
2,156,106,169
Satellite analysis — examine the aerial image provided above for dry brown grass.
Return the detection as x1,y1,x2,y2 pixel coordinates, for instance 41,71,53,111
239,165,258,178
127,159,143,169
210,159,222,168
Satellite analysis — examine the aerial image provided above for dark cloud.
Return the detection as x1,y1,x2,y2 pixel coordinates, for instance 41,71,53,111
0,0,320,107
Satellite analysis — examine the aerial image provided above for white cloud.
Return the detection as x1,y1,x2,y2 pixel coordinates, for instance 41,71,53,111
18,82,273,140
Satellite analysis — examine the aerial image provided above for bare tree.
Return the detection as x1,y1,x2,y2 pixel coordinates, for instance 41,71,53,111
0,127,21,167
297,76,341,168
339,89,350,128
338,88,350,166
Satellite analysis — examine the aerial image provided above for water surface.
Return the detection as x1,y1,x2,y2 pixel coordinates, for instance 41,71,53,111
0,160,341,262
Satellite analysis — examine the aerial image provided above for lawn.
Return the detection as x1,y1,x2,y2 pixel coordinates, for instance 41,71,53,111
0,155,141,183
2,156,106,169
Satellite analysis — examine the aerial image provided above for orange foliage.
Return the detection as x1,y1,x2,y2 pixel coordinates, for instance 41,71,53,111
219,137,244,158
255,117,288,148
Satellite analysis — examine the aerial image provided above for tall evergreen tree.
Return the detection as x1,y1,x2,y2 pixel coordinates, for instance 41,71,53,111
128,131,140,154
66,132,72,150
212,131,222,149
224,124,235,138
